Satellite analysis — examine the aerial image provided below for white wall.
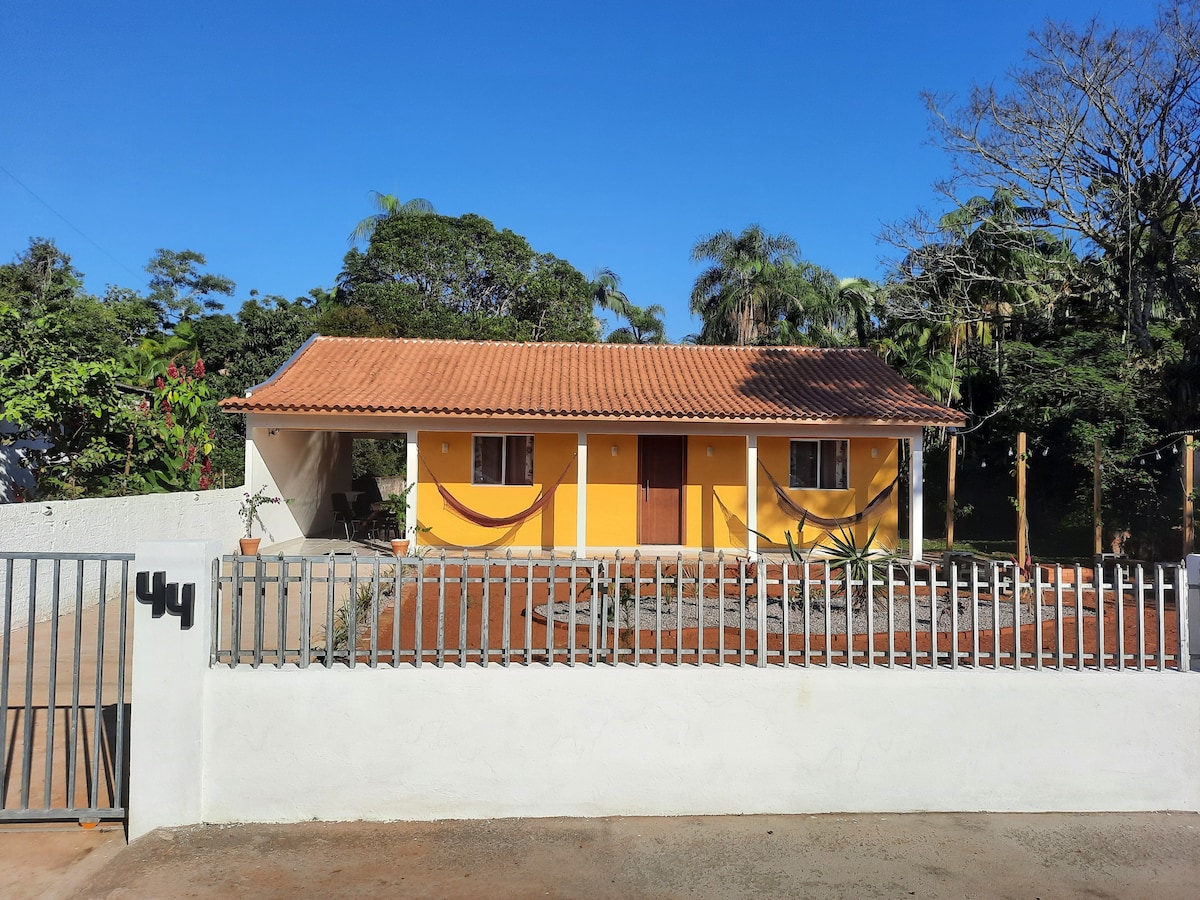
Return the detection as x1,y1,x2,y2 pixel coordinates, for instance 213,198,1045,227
0,490,242,628
0,489,243,555
246,426,349,540
127,543,1200,840
129,540,219,841
196,666,1200,825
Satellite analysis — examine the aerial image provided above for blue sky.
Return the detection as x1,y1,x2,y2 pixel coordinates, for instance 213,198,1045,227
1,1,1157,341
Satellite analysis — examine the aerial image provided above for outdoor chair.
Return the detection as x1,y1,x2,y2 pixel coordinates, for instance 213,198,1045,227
331,492,364,540
360,503,396,540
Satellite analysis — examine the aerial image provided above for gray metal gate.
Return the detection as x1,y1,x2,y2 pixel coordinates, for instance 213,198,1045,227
0,553,132,823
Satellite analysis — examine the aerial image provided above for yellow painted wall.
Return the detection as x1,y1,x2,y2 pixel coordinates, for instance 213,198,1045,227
416,430,898,552
685,436,749,550
755,437,899,551
585,435,639,546
417,431,578,550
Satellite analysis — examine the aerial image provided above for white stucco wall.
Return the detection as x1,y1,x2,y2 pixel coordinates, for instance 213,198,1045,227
0,489,243,555
0,490,243,629
197,666,1200,825
127,542,1200,840
246,425,349,540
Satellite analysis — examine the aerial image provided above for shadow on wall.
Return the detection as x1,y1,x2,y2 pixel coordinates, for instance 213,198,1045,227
0,425,44,502
254,430,350,540
714,492,749,550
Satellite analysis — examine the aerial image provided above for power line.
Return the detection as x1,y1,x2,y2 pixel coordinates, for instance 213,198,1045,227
0,163,140,280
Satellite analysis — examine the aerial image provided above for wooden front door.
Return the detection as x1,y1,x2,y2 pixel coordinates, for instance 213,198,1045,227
639,435,685,545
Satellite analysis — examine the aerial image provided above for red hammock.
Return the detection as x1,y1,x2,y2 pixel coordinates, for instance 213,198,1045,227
421,455,577,529
758,459,899,530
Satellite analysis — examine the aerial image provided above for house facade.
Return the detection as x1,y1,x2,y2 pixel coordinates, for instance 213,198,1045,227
220,337,963,558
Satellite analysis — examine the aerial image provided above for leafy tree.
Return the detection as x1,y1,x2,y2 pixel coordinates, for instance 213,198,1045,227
204,296,319,482
191,313,243,375
146,249,235,327
925,2,1200,350
337,212,594,342
882,190,1078,412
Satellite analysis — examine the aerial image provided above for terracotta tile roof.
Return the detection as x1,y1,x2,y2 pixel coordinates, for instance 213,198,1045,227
220,337,964,426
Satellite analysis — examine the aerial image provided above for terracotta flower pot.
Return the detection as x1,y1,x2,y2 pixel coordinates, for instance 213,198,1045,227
390,539,410,557
239,537,261,556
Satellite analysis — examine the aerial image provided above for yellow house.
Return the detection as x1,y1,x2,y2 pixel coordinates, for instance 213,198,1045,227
221,337,962,558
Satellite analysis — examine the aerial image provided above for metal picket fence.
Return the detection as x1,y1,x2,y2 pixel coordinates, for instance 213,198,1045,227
0,553,132,823
212,551,1189,672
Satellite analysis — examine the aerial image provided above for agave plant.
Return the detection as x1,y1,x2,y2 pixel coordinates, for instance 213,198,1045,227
816,521,894,608
325,568,397,652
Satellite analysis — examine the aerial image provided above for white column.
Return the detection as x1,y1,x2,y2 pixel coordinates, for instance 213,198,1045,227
576,433,588,555
746,434,758,556
909,432,924,562
406,429,419,542
129,539,219,840
1185,554,1199,672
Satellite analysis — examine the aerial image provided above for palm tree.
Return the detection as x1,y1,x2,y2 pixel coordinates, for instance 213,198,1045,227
775,265,879,348
591,267,633,318
591,269,667,344
348,193,436,246
689,226,798,345
607,304,667,344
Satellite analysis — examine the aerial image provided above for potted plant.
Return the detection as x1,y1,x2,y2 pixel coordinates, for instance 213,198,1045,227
380,486,428,555
238,485,283,555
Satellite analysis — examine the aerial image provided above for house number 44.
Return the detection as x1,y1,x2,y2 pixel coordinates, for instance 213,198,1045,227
135,571,195,630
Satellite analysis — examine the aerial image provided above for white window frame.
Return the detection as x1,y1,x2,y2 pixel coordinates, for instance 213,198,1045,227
788,439,849,491
472,434,534,486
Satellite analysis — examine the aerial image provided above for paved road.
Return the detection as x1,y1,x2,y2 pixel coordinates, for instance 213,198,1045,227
4,813,1199,899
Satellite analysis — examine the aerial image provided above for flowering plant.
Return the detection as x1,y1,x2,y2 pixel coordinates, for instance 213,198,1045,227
144,358,214,491
239,486,282,538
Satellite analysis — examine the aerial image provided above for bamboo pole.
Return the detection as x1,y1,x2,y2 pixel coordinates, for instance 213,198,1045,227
946,432,957,552
1016,432,1027,565
1093,437,1103,557
1185,435,1195,556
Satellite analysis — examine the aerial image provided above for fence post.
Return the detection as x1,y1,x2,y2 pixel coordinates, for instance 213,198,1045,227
128,540,219,841
1186,554,1199,673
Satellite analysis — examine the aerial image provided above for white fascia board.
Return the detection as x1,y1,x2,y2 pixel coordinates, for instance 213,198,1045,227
240,413,928,441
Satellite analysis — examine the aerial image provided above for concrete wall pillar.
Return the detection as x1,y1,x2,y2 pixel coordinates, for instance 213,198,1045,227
1187,554,1199,672
128,540,218,840
406,430,419,542
576,433,588,554
909,433,924,562
746,434,758,556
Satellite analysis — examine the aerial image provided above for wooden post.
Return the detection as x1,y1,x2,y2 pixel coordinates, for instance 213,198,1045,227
1093,437,1103,557
946,432,957,552
1016,432,1027,565
1185,435,1195,556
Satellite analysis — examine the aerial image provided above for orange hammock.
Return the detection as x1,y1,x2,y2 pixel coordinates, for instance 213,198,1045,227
758,459,899,530
420,454,577,529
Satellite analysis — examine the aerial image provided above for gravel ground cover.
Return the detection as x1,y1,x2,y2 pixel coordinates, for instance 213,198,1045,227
536,591,1097,635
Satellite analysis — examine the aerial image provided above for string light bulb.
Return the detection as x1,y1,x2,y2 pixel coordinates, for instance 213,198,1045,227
1042,448,1048,457
1173,444,1179,455
1155,451,1162,460
981,459,987,468
1008,447,1014,457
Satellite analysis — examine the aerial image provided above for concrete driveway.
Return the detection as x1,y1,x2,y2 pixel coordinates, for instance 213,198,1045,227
4,813,1199,899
